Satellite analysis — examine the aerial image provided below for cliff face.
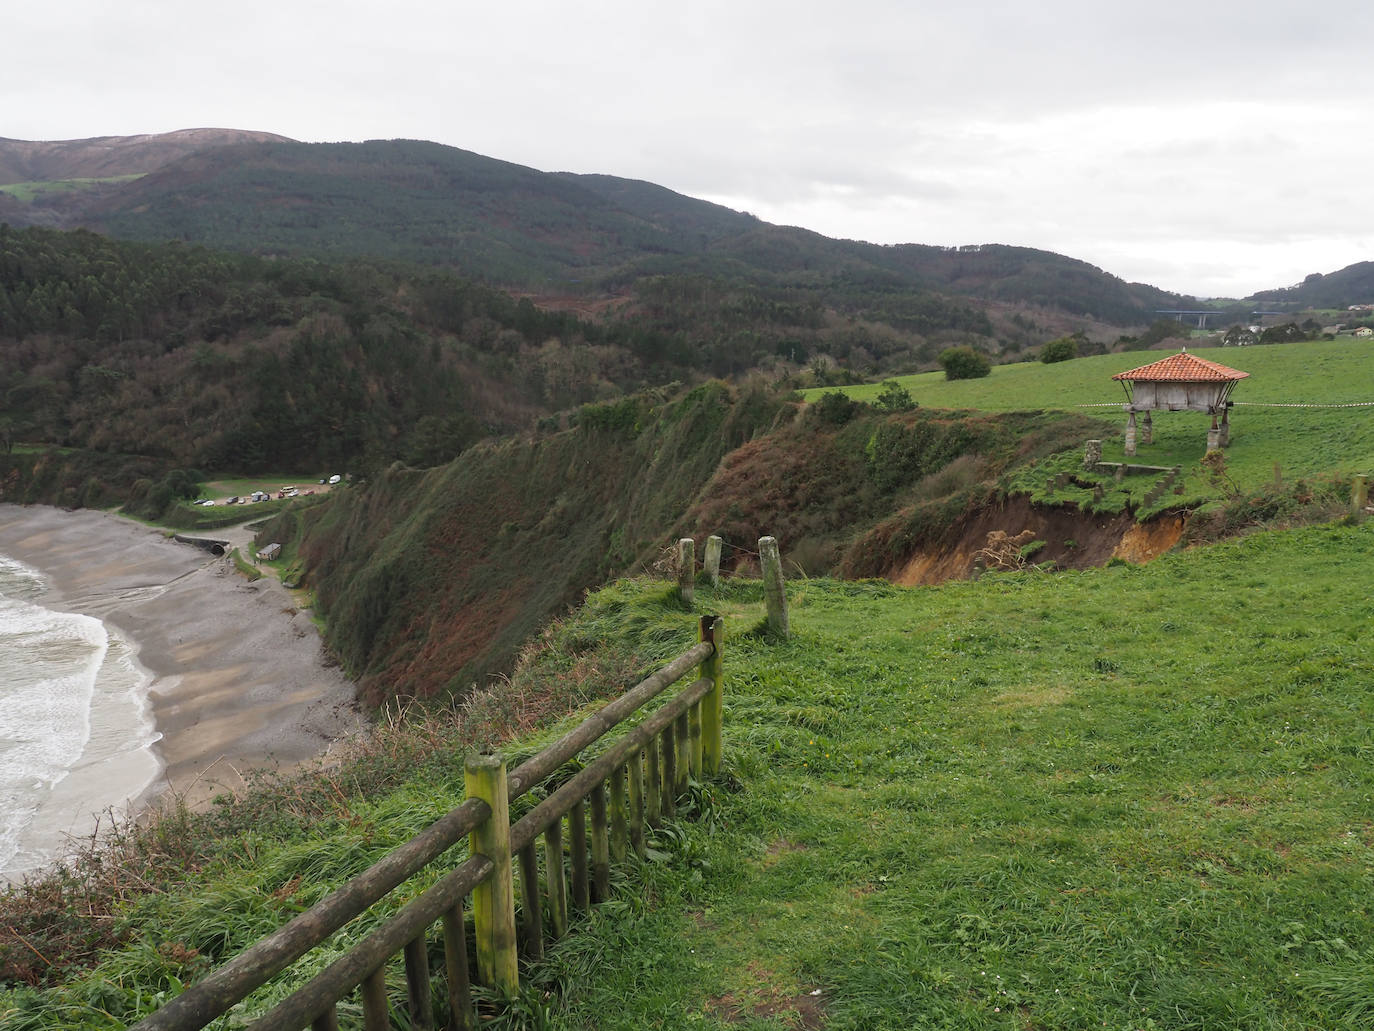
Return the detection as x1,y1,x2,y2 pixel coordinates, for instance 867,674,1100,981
279,386,1102,705
288,382,789,703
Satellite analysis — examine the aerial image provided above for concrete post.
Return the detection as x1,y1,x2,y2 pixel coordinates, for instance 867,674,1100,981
677,537,695,605
703,535,723,586
1083,439,1102,470
1124,410,1137,457
759,536,789,639
1141,411,1153,445
1353,474,1368,517
1218,407,1231,447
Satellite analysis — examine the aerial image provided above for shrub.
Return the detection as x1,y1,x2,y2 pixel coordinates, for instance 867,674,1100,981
873,380,917,412
1039,335,1079,364
812,390,860,425
938,346,991,380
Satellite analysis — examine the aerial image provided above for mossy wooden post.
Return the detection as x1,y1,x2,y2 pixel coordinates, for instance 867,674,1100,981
699,614,725,776
673,710,691,797
678,537,695,605
441,903,476,1031
569,801,590,912
464,752,518,995
543,818,569,939
609,767,629,863
403,935,433,1029
589,784,610,902
759,535,789,639
645,738,663,827
517,842,543,961
1353,474,1369,517
660,726,678,819
688,692,704,777
704,534,723,586
627,750,646,858
361,967,388,1030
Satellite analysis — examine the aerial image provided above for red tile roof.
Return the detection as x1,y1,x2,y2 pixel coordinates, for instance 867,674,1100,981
1112,350,1250,382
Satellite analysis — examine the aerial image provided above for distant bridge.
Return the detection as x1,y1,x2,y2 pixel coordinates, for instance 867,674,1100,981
1155,310,1226,329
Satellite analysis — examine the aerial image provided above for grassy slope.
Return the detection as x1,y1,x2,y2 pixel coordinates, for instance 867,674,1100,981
6,523,1371,1029
543,525,1374,1030
808,340,1374,515
0,175,143,202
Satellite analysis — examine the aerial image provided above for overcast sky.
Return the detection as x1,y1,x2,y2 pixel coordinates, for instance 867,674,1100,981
6,0,1370,297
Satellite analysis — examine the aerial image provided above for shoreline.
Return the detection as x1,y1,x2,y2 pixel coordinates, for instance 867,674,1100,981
0,504,364,877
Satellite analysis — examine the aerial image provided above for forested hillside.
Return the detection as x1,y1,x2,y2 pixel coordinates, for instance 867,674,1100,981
0,135,1205,334
0,224,1086,502
0,225,730,481
1251,262,1374,309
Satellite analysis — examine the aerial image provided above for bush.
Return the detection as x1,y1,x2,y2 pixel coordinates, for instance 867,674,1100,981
873,380,917,412
1039,335,1079,364
938,346,991,381
812,390,860,425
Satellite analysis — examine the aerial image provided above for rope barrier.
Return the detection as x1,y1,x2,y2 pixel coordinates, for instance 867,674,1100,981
1074,401,1374,409
1232,401,1374,408
722,540,761,558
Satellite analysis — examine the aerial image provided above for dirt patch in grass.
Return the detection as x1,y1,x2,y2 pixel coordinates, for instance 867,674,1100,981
1112,512,1185,562
707,962,827,1029
889,495,1169,585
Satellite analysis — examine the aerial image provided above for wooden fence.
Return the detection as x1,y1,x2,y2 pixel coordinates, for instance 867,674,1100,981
132,614,725,1031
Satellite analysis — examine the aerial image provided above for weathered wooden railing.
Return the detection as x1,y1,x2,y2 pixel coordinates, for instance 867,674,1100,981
133,614,725,1031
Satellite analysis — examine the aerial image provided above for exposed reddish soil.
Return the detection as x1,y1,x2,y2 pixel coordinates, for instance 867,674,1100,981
890,496,1185,585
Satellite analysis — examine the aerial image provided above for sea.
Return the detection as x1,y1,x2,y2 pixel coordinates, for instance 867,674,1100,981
0,551,161,882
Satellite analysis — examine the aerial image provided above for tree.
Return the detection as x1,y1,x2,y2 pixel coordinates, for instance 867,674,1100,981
1039,334,1080,364
1259,322,1305,344
938,346,991,380
873,380,917,412
812,390,860,424
1222,324,1257,347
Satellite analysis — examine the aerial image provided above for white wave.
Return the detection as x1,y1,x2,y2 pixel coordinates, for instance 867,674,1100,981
0,552,159,878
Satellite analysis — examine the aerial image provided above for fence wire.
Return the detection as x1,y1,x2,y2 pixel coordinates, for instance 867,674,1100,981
1074,401,1374,409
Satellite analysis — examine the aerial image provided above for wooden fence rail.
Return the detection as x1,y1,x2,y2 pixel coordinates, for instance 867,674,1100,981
133,614,725,1031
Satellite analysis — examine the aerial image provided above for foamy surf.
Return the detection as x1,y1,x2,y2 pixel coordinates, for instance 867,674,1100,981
0,553,161,881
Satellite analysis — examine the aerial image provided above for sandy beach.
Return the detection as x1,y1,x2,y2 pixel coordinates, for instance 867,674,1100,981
0,504,364,873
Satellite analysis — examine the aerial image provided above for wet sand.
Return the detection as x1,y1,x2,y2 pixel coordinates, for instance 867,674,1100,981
0,504,363,872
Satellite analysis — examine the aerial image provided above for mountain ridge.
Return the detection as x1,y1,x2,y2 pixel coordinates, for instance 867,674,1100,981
4,130,1372,316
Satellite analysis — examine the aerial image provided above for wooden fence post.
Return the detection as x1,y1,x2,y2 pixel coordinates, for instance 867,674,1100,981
1353,474,1368,517
699,615,725,776
759,536,789,639
678,538,695,605
609,767,629,863
704,535,723,586
465,753,518,995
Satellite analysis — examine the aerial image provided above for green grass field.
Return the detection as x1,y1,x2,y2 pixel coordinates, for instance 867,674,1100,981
0,175,143,203
806,341,1374,509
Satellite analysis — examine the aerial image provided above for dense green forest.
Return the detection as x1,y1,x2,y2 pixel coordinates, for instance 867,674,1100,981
0,225,1066,500
0,225,734,481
